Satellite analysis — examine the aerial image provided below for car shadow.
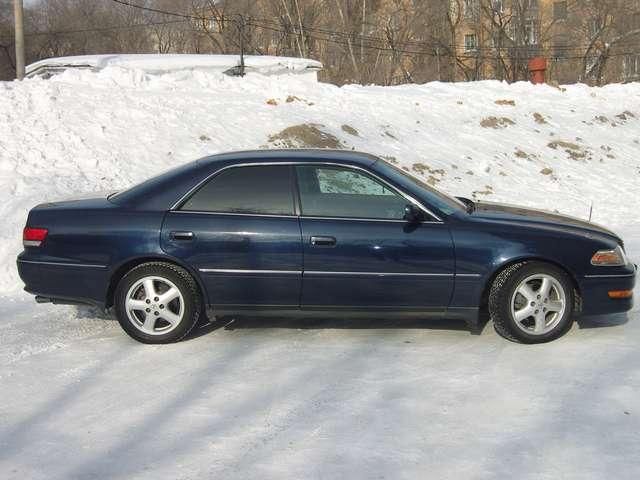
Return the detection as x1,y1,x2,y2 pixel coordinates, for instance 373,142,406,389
75,305,116,321
576,312,630,329
187,310,631,340
74,306,629,340
185,311,479,341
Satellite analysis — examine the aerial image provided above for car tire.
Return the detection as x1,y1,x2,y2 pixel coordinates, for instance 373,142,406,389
114,262,202,344
489,261,574,344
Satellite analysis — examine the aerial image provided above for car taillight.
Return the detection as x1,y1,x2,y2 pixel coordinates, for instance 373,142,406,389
23,227,48,247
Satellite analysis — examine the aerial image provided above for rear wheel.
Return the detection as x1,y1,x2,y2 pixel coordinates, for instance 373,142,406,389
489,262,574,343
114,262,202,344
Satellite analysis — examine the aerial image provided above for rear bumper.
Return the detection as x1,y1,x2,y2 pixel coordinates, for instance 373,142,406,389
17,254,109,308
579,265,636,316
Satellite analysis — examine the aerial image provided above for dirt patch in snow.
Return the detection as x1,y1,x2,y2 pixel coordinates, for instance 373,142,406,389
383,130,397,139
412,163,445,176
533,112,548,124
480,117,515,129
472,185,494,198
341,124,359,136
495,99,516,106
615,111,636,122
515,148,534,160
268,124,343,149
548,140,589,161
412,163,446,185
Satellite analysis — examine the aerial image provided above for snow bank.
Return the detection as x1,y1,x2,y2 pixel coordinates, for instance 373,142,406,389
0,69,639,292
26,54,323,79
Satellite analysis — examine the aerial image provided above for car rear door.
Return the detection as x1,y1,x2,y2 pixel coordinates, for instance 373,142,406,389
161,164,302,308
295,164,454,310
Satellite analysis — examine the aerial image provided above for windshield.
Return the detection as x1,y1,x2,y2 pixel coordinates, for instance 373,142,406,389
374,160,467,216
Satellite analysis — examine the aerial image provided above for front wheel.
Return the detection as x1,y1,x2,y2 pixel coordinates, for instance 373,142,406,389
114,262,202,344
489,262,574,343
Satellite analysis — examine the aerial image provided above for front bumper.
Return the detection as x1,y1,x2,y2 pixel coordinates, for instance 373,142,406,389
579,264,636,316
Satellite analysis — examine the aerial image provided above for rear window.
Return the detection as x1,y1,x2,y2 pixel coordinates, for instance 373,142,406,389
180,165,294,215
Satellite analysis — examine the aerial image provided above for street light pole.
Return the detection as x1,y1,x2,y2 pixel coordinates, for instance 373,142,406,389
14,0,25,80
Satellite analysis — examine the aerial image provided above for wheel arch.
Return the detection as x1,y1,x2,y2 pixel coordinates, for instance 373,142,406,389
478,256,583,314
106,255,208,308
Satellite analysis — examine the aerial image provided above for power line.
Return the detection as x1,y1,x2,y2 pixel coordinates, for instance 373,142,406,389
247,18,640,61
105,0,635,54
0,18,189,41
248,15,640,55
108,0,198,20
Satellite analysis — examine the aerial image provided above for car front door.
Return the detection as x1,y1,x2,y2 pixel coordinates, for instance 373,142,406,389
161,164,302,308
295,164,454,310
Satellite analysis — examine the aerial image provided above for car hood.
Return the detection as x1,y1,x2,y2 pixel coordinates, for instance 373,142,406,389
470,201,621,242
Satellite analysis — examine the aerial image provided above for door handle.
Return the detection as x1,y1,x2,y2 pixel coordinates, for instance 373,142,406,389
170,231,194,241
310,236,336,247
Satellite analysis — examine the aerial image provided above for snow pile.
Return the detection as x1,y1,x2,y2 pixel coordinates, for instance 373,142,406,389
0,69,639,291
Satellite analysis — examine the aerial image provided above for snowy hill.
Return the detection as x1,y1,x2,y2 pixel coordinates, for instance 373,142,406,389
0,67,639,291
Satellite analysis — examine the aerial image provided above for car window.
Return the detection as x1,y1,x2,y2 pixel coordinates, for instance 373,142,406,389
315,168,396,195
296,165,407,219
180,165,294,215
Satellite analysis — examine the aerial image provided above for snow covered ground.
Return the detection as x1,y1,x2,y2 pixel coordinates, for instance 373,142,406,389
0,68,639,478
1,293,639,479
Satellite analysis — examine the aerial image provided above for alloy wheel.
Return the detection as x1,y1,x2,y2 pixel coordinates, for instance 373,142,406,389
125,275,184,335
510,273,567,335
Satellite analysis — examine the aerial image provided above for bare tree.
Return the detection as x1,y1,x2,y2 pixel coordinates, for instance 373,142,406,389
571,0,640,84
3,0,638,85
0,0,15,79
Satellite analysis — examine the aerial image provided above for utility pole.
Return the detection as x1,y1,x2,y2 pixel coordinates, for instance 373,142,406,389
237,14,245,77
14,0,25,80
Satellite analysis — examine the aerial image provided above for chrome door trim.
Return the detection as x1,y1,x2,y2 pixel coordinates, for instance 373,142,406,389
197,268,459,277
199,268,302,275
170,210,297,219
17,259,108,269
299,215,443,224
304,271,453,277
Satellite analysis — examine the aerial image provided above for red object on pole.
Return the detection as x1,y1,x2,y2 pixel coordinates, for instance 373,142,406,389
528,57,547,84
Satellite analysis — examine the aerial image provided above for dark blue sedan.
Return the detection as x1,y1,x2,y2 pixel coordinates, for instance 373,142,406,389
17,150,635,344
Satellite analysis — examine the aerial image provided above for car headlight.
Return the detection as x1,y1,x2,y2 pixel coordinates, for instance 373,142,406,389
591,245,628,266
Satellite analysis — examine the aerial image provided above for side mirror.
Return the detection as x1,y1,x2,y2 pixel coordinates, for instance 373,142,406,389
403,204,423,223
456,196,473,207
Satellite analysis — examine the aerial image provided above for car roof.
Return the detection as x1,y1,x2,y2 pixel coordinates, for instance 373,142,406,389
111,149,383,210
196,149,381,167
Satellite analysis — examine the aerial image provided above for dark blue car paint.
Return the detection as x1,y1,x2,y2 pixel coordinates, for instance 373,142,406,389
298,218,455,308
161,211,303,307
17,150,635,325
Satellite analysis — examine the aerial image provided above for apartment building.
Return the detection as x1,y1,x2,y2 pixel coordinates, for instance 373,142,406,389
453,0,640,84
